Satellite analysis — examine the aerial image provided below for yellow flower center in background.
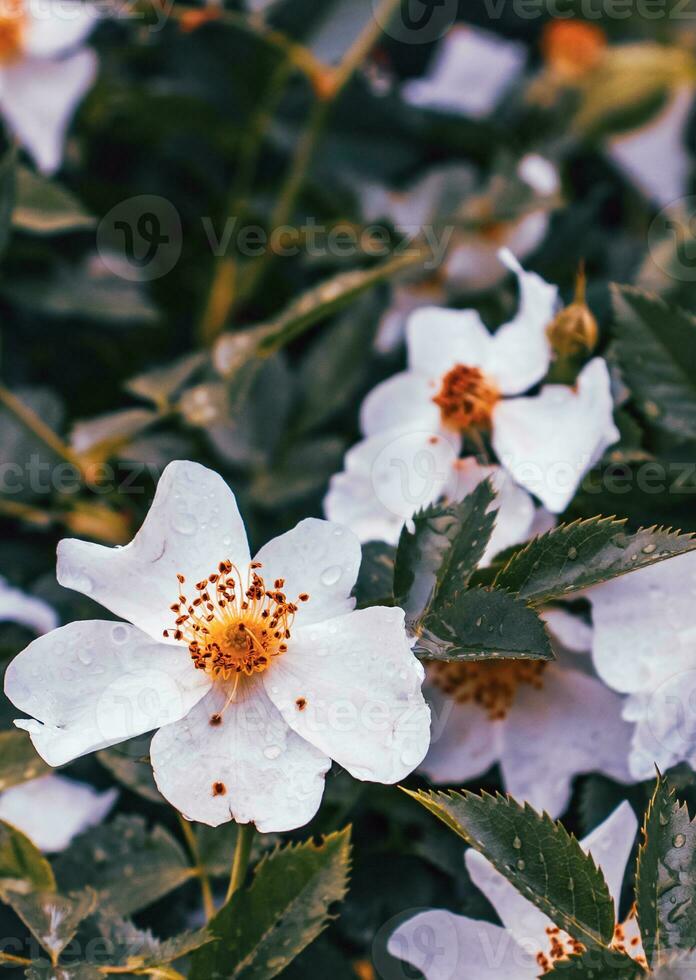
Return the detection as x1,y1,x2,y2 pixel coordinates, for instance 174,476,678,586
433,364,500,432
164,561,309,681
0,0,25,64
429,658,546,720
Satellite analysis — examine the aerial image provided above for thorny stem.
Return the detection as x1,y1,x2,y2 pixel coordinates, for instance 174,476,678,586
0,952,32,966
226,823,255,903
0,382,86,479
178,814,216,922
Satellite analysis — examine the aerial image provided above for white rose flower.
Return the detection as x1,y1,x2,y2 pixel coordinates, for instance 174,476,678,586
0,0,98,173
0,774,117,852
4,460,431,833
0,574,58,633
388,802,646,979
586,550,696,780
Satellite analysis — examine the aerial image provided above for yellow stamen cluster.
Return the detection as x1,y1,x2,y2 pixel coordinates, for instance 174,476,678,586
163,561,309,681
433,364,500,432
0,0,25,64
537,927,585,974
429,659,547,720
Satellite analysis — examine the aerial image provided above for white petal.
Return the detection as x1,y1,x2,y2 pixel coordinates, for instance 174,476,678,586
446,458,537,565
253,518,360,628
405,308,493,380
580,801,638,908
586,551,696,694
360,371,440,437
420,684,502,784
375,282,444,355
608,88,692,207
445,239,507,293
25,1,98,58
264,607,431,783
4,620,210,766
465,849,554,953
0,577,58,634
57,460,250,642
323,467,404,547
0,774,117,852
500,666,634,819
388,908,538,980
401,26,527,120
485,250,557,395
492,358,619,513
151,679,330,832
517,155,560,197
626,667,696,779
541,608,593,655
1,50,97,174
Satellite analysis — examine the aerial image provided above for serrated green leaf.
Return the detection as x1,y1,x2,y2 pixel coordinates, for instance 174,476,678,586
353,541,396,608
394,481,496,626
493,517,696,605
0,731,50,790
416,586,554,661
13,167,94,235
97,915,212,971
405,789,615,949
53,816,194,917
613,286,696,440
548,948,645,976
637,775,696,967
6,889,97,959
190,827,352,980
0,819,55,896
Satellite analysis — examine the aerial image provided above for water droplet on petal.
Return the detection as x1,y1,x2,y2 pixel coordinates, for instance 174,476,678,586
674,833,686,848
111,624,128,644
320,565,342,587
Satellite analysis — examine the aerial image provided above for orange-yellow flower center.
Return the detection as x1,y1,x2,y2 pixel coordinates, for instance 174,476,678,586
164,561,309,681
429,658,546,720
0,0,25,64
433,364,500,432
536,927,586,974
541,19,606,82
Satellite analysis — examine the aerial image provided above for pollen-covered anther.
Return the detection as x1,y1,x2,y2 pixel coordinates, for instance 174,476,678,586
429,659,547,720
433,364,500,431
537,926,585,973
166,561,310,681
0,0,25,64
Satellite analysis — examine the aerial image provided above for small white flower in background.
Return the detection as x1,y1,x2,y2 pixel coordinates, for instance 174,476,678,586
586,550,696,781
0,575,58,634
389,802,646,979
424,605,633,819
0,0,99,173
402,25,527,120
608,88,692,208
4,461,431,833
0,774,117,852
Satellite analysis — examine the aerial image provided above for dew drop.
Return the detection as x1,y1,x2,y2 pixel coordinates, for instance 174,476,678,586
516,859,526,871
173,512,197,535
264,745,282,760
673,833,686,848
567,547,578,560
320,566,342,587
513,836,522,850
642,543,657,555
111,624,128,645
78,650,93,666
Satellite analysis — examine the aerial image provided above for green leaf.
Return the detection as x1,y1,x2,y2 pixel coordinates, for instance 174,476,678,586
194,824,278,878
53,816,194,917
0,731,50,790
405,789,615,950
613,285,696,440
416,587,554,662
125,351,207,411
5,889,97,959
97,745,164,804
190,827,352,980
25,965,102,980
97,916,212,971
493,517,696,605
394,481,496,626
353,541,396,608
13,167,94,235
0,147,15,258
636,775,696,966
0,819,55,896
548,948,645,977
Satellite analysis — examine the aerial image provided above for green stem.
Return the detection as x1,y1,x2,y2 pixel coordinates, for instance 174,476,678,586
226,823,255,903
0,382,86,478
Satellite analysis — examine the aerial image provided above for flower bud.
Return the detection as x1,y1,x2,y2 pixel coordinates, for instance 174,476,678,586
541,20,607,83
546,263,598,359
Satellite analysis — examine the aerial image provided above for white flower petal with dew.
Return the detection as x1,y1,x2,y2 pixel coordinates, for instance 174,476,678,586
401,26,527,120
1,49,97,174
492,358,619,513
6,620,211,766
151,679,330,833
0,576,57,635
57,459,251,643
265,606,430,783
0,774,117,852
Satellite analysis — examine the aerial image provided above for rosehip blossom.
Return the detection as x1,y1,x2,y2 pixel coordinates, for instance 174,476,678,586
389,802,646,979
0,0,98,173
4,461,431,833
0,775,117,852
586,550,696,781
